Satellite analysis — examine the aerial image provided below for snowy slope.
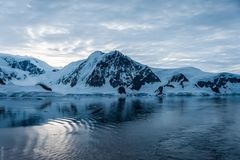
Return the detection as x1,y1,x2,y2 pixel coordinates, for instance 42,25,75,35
0,51,239,96
153,67,240,96
0,53,55,86
53,50,160,94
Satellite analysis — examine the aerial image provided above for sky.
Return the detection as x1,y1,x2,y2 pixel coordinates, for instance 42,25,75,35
0,0,240,73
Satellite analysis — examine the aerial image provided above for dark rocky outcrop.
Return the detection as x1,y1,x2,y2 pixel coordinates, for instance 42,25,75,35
36,83,52,91
131,67,160,90
4,58,45,75
155,86,164,96
86,72,105,87
169,73,189,88
0,68,21,85
52,69,59,72
196,73,240,93
0,78,5,85
155,84,175,96
118,86,126,94
155,73,189,95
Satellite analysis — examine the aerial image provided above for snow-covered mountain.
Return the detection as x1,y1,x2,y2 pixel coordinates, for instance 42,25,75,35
154,68,240,96
56,51,160,91
0,51,240,96
0,53,54,85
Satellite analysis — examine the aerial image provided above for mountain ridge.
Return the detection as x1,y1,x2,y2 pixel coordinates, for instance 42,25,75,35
0,51,239,96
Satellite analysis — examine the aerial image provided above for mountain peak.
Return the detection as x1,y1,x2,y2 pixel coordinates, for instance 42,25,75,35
108,50,124,56
57,50,160,90
87,50,124,60
87,51,104,60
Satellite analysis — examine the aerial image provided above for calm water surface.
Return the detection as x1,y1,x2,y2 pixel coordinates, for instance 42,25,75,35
0,96,240,160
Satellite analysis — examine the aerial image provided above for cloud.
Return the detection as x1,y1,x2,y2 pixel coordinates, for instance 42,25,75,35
101,22,155,31
26,25,69,39
0,0,239,73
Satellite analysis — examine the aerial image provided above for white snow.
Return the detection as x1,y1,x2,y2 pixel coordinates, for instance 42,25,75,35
0,51,240,96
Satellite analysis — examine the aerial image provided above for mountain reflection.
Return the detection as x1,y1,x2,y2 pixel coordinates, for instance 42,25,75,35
0,96,157,128
1,96,240,160
86,98,154,123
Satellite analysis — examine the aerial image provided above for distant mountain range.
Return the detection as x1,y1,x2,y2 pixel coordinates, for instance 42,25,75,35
0,51,240,96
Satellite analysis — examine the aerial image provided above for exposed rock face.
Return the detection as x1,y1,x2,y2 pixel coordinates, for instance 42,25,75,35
196,73,240,93
58,50,161,90
0,78,5,85
36,83,52,91
169,73,189,88
0,68,21,85
4,58,46,75
155,73,189,95
118,86,126,94
155,86,164,96
130,66,160,90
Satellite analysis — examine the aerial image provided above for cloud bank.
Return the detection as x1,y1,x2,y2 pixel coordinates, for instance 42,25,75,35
0,0,239,73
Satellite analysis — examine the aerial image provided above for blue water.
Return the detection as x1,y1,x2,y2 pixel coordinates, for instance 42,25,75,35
0,96,240,160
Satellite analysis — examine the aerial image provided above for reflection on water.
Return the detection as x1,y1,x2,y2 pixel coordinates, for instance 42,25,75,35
0,96,240,160
0,97,155,128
